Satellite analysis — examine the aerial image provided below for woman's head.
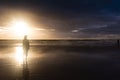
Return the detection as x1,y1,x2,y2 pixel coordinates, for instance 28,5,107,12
24,35,27,39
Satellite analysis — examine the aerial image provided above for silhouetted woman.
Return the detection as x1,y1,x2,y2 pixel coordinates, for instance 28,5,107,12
23,35,29,61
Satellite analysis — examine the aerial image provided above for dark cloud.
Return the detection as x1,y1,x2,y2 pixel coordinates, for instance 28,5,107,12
81,23,120,34
0,0,120,38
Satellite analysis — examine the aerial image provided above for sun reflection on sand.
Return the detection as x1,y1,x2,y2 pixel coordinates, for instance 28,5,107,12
14,46,46,66
15,47,24,64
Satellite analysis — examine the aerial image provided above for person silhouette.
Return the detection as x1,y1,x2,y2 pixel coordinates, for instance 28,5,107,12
23,35,29,61
117,40,120,48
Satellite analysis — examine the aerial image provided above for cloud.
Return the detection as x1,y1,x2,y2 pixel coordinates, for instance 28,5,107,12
81,23,120,35
72,30,79,33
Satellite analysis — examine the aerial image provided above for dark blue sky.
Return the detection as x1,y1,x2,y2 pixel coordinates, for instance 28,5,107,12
0,0,120,39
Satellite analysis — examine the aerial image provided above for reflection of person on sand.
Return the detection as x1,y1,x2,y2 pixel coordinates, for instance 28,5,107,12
23,35,29,59
23,62,29,80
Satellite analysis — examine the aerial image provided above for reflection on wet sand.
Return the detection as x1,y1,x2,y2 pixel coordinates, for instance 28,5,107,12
23,60,29,80
15,46,30,80
15,47,24,64
0,44,120,80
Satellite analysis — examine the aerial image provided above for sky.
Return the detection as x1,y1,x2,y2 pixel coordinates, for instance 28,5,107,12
0,0,120,39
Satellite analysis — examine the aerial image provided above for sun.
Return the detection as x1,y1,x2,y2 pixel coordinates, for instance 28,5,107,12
11,19,30,37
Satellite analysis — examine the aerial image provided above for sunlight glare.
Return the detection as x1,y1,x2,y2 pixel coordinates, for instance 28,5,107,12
11,19,30,37
15,47,24,64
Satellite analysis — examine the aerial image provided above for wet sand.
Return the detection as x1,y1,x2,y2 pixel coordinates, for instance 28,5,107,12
0,46,119,80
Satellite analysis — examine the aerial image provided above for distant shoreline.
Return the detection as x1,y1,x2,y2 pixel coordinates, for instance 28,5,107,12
0,39,118,47
0,38,120,41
